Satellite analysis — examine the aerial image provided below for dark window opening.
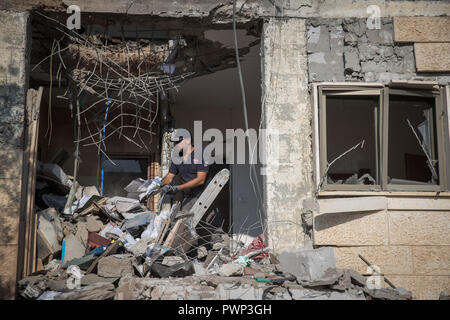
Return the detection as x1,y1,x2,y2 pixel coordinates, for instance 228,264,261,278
326,96,379,185
388,95,438,185
102,157,149,197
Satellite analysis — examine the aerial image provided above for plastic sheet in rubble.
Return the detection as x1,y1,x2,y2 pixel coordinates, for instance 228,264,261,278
124,177,162,202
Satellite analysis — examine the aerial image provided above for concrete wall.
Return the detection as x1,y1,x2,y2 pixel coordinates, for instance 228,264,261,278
261,18,313,253
0,10,30,299
307,18,450,83
315,197,450,300
306,16,450,299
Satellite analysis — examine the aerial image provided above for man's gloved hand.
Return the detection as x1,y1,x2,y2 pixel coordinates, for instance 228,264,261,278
160,184,180,194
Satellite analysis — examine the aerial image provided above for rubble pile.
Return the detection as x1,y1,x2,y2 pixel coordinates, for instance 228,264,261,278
20,162,416,300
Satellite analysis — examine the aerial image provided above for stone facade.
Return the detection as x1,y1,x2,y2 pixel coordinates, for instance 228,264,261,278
307,16,450,299
0,10,30,299
307,18,450,83
261,18,313,253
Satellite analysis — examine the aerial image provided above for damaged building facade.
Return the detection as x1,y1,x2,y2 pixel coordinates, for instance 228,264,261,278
0,0,449,300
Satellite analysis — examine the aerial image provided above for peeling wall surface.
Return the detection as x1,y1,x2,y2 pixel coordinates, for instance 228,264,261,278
0,11,30,299
304,16,450,300
307,18,450,83
261,18,313,253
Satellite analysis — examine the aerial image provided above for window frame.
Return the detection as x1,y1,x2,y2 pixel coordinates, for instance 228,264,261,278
316,84,448,192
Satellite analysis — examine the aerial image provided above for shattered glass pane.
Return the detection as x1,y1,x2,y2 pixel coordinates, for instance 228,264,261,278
388,94,438,185
325,96,379,185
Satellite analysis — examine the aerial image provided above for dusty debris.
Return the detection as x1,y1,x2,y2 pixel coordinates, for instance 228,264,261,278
54,283,116,300
20,162,416,300
97,254,135,278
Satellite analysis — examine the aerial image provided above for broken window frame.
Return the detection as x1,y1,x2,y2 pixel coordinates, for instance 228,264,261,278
318,85,383,191
317,84,448,192
382,87,447,192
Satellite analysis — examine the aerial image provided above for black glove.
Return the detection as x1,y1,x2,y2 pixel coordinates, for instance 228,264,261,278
160,184,180,194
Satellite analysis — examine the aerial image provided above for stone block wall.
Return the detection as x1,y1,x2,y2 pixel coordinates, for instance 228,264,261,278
0,10,30,299
306,18,450,83
314,198,450,299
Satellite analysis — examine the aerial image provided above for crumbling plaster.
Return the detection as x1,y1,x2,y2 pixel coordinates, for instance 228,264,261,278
1,0,450,21
307,17,450,83
0,10,31,299
261,18,313,253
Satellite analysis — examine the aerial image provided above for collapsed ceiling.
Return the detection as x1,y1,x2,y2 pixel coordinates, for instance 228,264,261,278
29,10,261,154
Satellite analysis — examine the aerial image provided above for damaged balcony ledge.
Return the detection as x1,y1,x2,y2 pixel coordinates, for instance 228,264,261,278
316,195,450,216
318,190,450,198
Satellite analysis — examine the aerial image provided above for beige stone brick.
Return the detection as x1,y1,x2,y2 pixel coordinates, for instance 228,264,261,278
394,17,450,43
314,210,388,246
0,208,20,245
388,211,450,245
385,275,450,300
0,149,23,179
0,178,22,208
334,246,413,275
412,246,450,276
0,275,16,300
414,43,450,72
0,245,18,278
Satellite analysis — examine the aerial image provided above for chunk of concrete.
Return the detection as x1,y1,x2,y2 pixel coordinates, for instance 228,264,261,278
81,274,118,286
289,288,365,300
218,263,244,277
86,215,104,233
346,269,367,287
363,287,404,300
75,221,88,247
97,254,135,278
37,209,62,259
279,247,336,282
63,234,86,262
162,256,185,267
302,268,343,287
54,282,115,300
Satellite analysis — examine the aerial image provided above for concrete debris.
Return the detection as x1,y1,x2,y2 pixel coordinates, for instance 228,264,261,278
161,256,185,266
97,255,135,278
86,215,104,233
218,263,244,277
151,261,195,278
54,283,116,300
26,169,416,300
63,234,86,262
37,209,62,259
279,247,336,282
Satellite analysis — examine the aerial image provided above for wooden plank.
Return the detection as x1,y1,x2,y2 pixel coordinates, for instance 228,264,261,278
317,196,387,215
29,87,43,275
414,43,450,72
394,17,450,43
387,198,450,211
156,219,170,245
19,87,43,277
163,219,182,248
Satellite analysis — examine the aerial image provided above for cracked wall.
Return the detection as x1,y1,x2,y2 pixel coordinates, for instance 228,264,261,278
262,18,313,253
0,11,31,299
307,18,450,83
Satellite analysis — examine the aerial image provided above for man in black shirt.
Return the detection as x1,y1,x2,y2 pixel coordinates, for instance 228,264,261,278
160,130,209,216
